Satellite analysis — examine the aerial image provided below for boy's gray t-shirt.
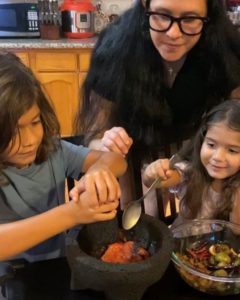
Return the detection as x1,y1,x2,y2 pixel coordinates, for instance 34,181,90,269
0,140,90,262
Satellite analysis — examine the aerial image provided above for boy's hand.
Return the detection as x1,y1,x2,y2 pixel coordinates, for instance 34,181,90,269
69,180,85,203
69,168,121,207
69,191,119,224
79,191,119,223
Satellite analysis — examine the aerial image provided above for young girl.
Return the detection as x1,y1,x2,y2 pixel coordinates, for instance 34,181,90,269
143,100,240,226
0,52,127,262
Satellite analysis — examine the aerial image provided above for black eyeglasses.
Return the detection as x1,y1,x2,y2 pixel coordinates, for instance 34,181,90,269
145,12,209,36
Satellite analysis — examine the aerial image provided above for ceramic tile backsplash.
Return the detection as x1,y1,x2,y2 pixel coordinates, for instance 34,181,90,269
92,0,133,15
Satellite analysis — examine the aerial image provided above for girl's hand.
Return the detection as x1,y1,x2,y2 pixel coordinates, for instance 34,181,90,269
143,158,177,188
69,168,121,207
100,127,133,156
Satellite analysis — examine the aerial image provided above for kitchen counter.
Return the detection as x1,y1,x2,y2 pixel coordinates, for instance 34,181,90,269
0,37,97,49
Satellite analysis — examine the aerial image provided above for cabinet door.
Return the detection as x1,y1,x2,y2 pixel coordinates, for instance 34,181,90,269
34,52,77,72
76,72,87,116
37,72,79,136
77,51,91,116
14,52,30,67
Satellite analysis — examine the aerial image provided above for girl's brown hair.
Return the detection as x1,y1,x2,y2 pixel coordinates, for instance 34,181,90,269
178,100,240,220
0,52,60,171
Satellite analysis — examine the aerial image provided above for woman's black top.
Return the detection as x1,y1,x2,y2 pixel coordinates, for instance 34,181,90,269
91,51,230,151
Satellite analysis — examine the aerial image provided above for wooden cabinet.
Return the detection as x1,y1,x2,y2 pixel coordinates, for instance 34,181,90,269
30,51,81,136
11,48,92,136
78,51,91,113
37,72,79,135
14,52,30,67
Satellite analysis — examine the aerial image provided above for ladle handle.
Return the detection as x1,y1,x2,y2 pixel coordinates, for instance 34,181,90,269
137,177,161,203
138,154,177,203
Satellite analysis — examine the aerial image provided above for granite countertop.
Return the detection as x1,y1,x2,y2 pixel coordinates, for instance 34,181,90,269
0,37,97,49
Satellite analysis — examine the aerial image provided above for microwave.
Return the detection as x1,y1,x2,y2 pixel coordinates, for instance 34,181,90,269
0,0,40,37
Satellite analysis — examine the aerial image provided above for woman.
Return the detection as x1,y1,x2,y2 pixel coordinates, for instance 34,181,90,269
75,0,240,157
75,0,240,214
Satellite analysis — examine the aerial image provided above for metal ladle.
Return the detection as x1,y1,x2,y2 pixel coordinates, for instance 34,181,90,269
122,155,177,230
122,177,161,230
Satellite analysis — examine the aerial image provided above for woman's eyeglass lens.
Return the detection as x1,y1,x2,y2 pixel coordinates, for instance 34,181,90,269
146,12,209,36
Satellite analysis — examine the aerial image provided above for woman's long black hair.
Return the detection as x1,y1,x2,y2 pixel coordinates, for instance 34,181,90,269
75,0,240,150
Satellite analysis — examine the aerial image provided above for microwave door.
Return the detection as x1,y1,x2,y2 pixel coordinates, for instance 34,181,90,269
0,2,39,37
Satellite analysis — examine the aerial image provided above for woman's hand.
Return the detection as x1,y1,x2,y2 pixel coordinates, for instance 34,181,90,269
100,127,133,156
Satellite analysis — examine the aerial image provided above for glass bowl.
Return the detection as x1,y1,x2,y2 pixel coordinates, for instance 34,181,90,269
171,219,240,295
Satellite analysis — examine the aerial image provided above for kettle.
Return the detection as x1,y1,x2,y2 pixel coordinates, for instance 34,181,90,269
61,0,96,39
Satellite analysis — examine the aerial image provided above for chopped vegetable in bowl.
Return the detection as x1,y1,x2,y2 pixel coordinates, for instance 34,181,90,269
171,220,240,295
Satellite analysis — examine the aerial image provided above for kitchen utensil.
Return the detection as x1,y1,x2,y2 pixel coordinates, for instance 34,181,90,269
39,0,61,39
67,213,173,300
122,177,161,230
122,155,177,230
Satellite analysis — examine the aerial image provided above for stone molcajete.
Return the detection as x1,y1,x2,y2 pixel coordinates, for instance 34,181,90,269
66,213,173,300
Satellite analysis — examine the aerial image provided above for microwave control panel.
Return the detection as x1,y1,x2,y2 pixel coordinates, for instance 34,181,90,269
27,10,39,31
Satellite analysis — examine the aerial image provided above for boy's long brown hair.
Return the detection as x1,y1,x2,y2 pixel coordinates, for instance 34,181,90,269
0,52,60,176
177,100,240,220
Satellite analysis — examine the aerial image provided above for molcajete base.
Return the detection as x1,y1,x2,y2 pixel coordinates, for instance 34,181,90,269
66,213,173,300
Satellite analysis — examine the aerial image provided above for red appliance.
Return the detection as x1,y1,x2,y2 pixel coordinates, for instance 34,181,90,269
61,0,96,39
